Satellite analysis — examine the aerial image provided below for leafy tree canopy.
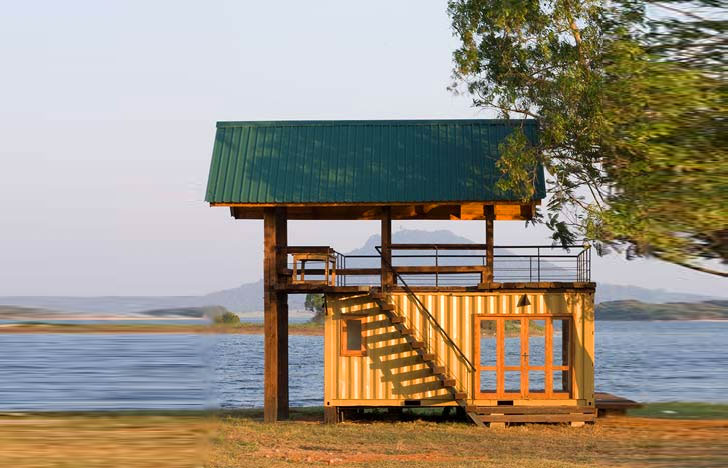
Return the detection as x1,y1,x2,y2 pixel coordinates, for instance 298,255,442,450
305,294,325,323
448,0,727,276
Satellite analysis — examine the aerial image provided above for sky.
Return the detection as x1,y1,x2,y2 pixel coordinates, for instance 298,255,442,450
0,0,724,297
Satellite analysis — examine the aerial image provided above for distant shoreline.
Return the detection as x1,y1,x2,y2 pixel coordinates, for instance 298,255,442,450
0,318,724,335
0,322,324,335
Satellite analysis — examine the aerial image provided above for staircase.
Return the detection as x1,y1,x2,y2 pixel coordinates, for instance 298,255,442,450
367,289,485,427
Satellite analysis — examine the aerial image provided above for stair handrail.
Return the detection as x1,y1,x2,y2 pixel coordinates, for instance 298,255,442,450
375,245,476,372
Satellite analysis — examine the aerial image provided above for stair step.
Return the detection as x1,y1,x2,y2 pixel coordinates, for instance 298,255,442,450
410,341,425,349
431,366,446,374
421,353,436,361
379,304,395,311
441,378,456,387
389,316,406,324
453,392,467,400
369,292,386,300
399,327,414,336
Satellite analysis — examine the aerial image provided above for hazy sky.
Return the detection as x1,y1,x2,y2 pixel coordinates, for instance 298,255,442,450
0,0,724,297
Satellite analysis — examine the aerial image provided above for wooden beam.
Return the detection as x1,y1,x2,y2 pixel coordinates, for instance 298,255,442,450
229,202,540,221
263,207,288,422
284,265,486,276
279,246,332,254
381,207,393,288
484,205,495,283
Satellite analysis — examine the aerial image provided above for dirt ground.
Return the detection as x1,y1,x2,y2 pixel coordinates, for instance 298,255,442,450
1,409,726,468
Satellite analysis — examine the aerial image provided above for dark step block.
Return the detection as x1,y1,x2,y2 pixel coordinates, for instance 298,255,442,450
441,378,456,387
421,353,436,361
410,341,425,349
453,392,467,400
389,316,406,324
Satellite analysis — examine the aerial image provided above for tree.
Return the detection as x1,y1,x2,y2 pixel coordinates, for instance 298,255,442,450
305,294,326,323
447,0,727,276
213,310,241,326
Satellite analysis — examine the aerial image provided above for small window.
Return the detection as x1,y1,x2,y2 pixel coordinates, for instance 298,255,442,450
341,318,366,356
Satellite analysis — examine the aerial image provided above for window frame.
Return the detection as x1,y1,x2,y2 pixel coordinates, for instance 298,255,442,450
340,317,367,357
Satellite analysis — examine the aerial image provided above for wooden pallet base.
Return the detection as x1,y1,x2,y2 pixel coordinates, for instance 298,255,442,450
468,405,596,424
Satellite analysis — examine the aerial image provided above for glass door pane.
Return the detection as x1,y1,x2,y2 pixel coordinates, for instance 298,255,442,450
527,319,546,394
478,318,498,395
551,318,571,395
480,323,497,367
504,319,522,368
552,318,570,368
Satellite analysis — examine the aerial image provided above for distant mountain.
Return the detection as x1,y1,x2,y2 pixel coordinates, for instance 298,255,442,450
596,300,728,321
0,229,721,315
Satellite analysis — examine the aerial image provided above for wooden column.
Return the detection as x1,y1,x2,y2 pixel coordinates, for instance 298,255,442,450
381,206,393,289
263,207,288,422
484,205,495,283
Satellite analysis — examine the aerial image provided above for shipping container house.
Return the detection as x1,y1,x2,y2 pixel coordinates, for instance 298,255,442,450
206,120,596,426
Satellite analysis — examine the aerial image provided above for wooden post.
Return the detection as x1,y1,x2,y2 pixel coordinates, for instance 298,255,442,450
324,406,340,424
381,206,393,289
263,207,288,422
484,205,495,283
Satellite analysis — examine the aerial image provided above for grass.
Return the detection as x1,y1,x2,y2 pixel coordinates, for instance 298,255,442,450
628,402,728,420
207,405,728,467
1,405,726,467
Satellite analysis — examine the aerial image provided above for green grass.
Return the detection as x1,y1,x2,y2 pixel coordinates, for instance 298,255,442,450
629,402,728,420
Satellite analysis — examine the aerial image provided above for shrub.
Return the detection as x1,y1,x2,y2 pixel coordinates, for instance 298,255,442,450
214,311,241,325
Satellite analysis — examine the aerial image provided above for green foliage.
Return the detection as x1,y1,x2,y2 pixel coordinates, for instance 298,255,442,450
448,0,727,276
213,311,241,325
305,293,326,323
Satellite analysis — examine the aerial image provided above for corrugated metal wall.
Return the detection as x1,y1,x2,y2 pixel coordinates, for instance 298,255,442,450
324,291,594,405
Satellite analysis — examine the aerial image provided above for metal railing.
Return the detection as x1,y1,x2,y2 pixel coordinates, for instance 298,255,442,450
284,243,591,287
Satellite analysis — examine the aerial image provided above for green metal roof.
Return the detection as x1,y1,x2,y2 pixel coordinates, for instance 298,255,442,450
205,119,544,204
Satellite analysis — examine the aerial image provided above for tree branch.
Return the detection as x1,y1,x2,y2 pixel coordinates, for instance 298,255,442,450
651,2,709,22
651,251,728,277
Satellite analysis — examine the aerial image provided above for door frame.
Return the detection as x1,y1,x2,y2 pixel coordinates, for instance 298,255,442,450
474,314,573,400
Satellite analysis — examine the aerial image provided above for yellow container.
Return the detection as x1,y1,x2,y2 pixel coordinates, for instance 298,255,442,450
324,290,594,409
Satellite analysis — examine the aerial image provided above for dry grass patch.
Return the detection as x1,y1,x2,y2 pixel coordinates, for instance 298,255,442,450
0,412,210,468
1,409,725,467
206,409,728,467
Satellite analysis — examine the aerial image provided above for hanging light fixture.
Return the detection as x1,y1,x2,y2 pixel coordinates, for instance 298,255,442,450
517,294,531,307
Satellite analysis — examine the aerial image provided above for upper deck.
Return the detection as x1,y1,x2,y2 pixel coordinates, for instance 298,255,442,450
278,243,594,294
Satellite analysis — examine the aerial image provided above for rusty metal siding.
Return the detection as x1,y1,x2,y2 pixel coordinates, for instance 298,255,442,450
325,291,594,405
206,120,544,204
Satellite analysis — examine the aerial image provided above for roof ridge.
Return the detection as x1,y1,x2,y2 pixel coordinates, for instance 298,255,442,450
216,119,537,128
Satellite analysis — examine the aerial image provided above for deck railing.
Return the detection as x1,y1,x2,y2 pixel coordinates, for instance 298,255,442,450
284,243,591,287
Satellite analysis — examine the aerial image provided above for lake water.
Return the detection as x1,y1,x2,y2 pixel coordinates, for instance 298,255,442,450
0,322,725,411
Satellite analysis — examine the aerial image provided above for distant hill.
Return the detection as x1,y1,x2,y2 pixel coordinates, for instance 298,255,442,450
0,229,721,315
594,284,712,304
596,300,728,321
